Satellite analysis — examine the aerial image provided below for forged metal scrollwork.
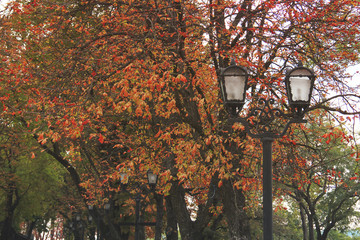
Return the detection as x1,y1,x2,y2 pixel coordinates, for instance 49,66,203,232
228,98,307,139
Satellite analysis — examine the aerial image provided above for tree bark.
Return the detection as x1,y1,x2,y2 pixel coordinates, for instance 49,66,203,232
169,181,213,240
155,194,164,240
219,179,251,240
308,214,314,240
25,220,36,239
169,182,194,240
299,203,308,240
0,189,18,240
165,195,178,240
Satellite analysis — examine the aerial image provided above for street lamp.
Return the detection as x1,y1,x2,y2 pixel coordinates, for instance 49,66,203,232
69,213,84,240
220,59,249,115
119,169,158,240
147,169,158,189
220,61,315,240
285,65,315,115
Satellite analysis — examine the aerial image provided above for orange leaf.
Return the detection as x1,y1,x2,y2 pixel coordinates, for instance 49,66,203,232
99,134,105,144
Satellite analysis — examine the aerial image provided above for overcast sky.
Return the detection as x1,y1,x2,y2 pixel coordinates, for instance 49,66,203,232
0,0,9,11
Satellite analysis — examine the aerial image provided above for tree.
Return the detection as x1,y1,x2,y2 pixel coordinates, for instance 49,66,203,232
0,0,359,239
275,109,360,240
0,120,70,239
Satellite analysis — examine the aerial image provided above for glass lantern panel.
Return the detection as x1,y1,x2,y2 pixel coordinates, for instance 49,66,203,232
148,173,157,184
224,75,246,100
289,76,311,101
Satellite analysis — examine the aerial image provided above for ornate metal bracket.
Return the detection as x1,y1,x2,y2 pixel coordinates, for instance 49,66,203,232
227,98,307,139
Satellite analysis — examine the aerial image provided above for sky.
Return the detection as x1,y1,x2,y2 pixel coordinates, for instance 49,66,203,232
348,64,360,83
0,0,9,10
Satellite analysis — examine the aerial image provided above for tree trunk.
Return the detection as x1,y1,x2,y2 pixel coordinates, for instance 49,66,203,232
165,195,178,240
138,200,145,240
169,181,213,240
219,180,250,240
0,217,13,240
169,182,194,240
25,220,36,239
308,214,314,240
88,226,96,240
155,194,164,240
218,114,250,239
0,190,16,240
318,223,334,240
299,203,308,240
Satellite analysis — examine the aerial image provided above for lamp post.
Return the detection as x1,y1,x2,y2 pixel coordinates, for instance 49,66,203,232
220,60,315,240
69,213,84,240
119,169,158,240
87,204,110,240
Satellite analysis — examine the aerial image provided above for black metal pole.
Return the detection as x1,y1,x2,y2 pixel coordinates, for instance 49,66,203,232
135,196,141,240
262,137,273,240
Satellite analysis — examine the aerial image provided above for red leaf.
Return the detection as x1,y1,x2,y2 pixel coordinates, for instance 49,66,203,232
99,134,105,144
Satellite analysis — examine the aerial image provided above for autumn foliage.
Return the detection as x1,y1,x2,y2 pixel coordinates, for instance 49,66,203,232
0,0,359,239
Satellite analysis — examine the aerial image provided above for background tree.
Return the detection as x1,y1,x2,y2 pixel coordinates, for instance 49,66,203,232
0,120,70,239
275,109,360,240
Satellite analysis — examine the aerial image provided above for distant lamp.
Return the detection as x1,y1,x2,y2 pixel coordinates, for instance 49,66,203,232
87,205,94,223
220,60,248,114
120,172,129,188
104,202,111,211
285,65,315,115
147,170,158,189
